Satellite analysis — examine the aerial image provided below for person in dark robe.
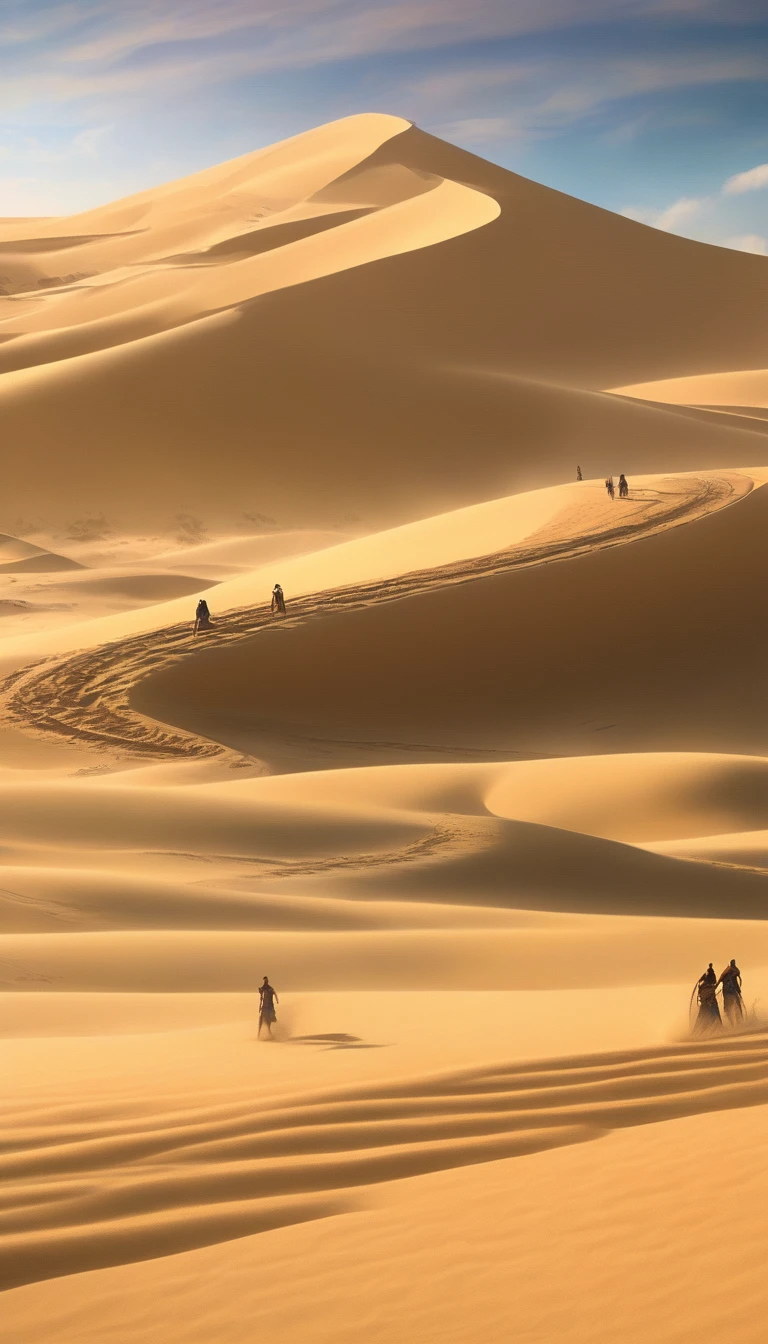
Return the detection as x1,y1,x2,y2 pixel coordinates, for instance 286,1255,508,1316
193,598,212,635
258,976,279,1038
618,474,629,498
576,465,583,481
693,963,722,1035
605,477,615,500
717,959,744,1026
270,583,286,615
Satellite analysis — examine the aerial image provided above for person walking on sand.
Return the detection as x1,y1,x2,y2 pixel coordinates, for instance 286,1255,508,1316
692,963,722,1036
193,598,212,635
270,583,286,616
258,976,279,1038
576,465,583,481
605,476,615,500
618,473,629,498
717,959,744,1026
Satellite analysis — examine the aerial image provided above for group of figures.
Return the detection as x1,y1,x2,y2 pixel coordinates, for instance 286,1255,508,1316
192,583,286,635
574,467,629,498
692,960,744,1035
605,474,629,499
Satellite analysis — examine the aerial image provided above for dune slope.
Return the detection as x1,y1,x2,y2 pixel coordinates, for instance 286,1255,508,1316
2,115,768,531
132,474,768,766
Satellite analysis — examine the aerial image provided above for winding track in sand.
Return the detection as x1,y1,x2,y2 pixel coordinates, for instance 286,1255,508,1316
0,472,749,765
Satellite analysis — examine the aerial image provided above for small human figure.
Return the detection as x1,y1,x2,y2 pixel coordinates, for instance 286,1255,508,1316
258,976,279,1038
692,963,722,1036
193,598,212,635
618,473,629,498
605,476,615,500
576,465,583,481
271,583,286,616
717,959,744,1026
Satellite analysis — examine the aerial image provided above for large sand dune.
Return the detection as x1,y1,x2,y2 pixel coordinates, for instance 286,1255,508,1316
129,471,768,765
2,114,768,532
1,114,767,1343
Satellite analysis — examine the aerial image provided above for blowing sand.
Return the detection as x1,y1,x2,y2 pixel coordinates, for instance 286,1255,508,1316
1,114,767,1342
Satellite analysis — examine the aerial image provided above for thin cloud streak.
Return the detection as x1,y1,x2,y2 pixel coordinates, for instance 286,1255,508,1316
723,162,768,193
724,233,767,252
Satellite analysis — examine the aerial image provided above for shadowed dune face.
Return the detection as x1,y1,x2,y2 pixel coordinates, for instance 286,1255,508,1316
133,479,768,766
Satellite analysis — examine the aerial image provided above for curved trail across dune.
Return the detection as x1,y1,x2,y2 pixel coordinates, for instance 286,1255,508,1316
2,1029,767,1291
0,473,749,765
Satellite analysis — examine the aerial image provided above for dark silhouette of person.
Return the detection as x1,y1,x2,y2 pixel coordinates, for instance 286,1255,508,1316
258,976,279,1037
605,476,615,500
618,474,629,498
693,963,722,1035
193,598,212,635
271,583,286,616
717,959,744,1026
576,465,583,481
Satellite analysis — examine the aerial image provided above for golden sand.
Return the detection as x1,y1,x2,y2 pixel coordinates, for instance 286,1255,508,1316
1,114,766,1341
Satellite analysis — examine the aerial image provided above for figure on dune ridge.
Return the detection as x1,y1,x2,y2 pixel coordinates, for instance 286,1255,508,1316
576,465,583,481
605,476,615,500
258,976,279,1039
271,582,286,616
618,473,629,498
692,963,721,1036
718,959,744,1026
193,598,212,635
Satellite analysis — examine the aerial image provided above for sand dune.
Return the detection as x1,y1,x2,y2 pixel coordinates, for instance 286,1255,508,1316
2,1032,768,1294
129,472,768,766
0,534,81,574
613,368,768,408
2,113,768,1344
5,1102,763,1344
0,469,753,758
3,115,768,532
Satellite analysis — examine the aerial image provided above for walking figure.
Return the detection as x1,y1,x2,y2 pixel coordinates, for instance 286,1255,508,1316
193,598,212,635
576,465,583,481
258,976,279,1038
692,963,722,1036
717,959,744,1026
271,583,286,616
618,474,629,498
605,476,615,500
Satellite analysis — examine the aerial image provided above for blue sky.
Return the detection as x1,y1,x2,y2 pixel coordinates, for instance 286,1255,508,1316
2,0,768,253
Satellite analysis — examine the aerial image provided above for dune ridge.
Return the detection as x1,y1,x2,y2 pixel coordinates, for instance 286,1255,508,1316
0,470,751,764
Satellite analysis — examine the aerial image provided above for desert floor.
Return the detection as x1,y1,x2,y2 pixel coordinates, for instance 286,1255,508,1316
1,114,767,1342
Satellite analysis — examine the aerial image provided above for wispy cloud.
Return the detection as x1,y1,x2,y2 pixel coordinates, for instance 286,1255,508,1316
621,196,708,232
723,161,768,193
3,1,768,115
723,232,767,253
437,116,526,144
